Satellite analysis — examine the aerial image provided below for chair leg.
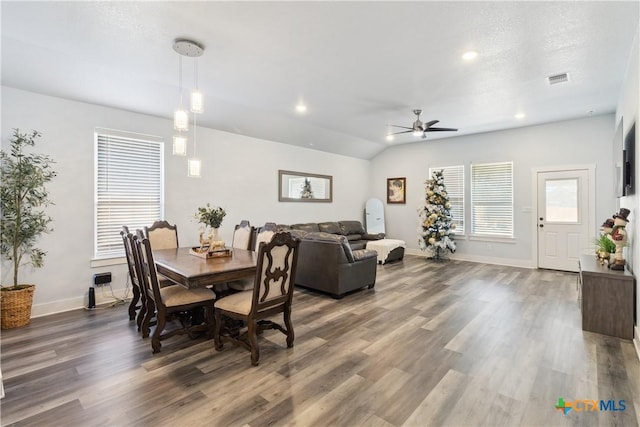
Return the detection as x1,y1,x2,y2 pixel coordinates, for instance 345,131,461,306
205,303,215,339
136,294,146,331
284,307,294,348
142,299,155,339
128,285,141,321
214,309,223,351
152,313,165,354
248,319,260,366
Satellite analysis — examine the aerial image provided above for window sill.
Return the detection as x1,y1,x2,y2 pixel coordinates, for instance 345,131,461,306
468,235,516,244
90,257,126,268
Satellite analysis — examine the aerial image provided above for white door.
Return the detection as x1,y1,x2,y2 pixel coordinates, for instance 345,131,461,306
537,169,590,272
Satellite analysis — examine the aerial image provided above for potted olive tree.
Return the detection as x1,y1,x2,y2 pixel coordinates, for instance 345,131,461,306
0,129,56,329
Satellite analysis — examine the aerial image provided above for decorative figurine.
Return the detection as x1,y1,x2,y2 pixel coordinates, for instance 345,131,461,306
608,208,630,271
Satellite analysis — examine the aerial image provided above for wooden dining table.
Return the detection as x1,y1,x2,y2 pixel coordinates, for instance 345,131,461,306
153,247,257,289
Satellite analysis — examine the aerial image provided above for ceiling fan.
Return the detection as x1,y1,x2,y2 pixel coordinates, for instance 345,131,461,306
390,109,458,139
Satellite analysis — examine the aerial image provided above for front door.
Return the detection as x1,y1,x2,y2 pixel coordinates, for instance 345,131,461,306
537,169,590,272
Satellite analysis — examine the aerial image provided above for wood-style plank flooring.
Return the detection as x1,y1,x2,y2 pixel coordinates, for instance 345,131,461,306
2,256,640,426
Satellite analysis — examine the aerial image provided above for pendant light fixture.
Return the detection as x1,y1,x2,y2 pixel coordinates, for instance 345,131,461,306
188,112,202,178
172,39,204,176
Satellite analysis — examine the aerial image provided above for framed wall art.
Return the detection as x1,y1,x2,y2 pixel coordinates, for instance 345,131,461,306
278,170,333,202
387,177,406,204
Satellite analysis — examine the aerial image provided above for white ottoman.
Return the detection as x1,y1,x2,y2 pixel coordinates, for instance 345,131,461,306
366,239,406,264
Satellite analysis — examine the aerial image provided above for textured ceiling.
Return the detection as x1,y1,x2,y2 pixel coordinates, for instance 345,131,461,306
2,1,638,159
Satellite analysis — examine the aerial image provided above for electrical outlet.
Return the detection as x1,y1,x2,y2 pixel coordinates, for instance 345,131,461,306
93,272,112,286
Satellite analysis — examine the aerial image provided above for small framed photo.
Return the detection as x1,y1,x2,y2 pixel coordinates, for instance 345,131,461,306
387,177,406,204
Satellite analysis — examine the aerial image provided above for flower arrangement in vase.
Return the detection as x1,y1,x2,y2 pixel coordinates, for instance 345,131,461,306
195,204,226,252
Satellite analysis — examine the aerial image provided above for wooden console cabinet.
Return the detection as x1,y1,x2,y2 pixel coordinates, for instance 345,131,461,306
579,255,635,339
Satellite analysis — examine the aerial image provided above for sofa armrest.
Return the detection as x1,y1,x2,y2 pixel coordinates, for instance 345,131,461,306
362,233,385,240
352,249,378,262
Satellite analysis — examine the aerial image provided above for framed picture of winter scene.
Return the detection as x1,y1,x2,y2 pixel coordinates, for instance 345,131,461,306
387,177,406,204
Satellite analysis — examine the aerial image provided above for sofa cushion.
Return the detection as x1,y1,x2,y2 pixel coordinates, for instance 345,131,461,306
303,231,355,262
346,234,362,241
352,249,378,262
287,229,309,240
318,221,342,235
291,223,320,233
349,241,367,250
339,220,366,236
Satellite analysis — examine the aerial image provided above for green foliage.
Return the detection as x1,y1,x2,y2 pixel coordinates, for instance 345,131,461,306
195,203,226,228
1,129,57,288
595,233,616,254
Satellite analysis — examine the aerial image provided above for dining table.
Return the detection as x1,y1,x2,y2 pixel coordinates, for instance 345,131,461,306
153,247,257,290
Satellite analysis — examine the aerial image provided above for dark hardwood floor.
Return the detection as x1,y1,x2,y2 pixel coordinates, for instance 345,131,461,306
2,256,639,426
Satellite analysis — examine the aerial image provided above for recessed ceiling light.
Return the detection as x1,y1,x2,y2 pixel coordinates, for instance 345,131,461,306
462,51,478,61
386,134,395,142
295,103,307,113
515,113,526,119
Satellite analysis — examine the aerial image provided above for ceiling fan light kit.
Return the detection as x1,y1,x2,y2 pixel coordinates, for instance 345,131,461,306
390,109,458,140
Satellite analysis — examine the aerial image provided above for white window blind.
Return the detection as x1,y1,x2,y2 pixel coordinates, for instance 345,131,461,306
471,161,513,237
429,165,464,234
95,130,164,258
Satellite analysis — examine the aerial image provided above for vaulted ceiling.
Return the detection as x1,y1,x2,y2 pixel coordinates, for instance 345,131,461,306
2,1,638,159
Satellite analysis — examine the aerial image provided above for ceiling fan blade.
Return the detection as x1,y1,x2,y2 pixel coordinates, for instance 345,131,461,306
390,125,414,130
425,127,458,132
390,130,413,135
424,120,439,127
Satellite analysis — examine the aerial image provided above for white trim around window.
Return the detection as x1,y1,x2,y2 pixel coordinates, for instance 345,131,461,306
94,128,164,260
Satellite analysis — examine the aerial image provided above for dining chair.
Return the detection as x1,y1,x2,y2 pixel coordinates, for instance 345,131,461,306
231,220,253,250
228,222,277,291
144,220,179,250
120,226,142,325
127,231,160,338
214,231,300,366
133,230,215,353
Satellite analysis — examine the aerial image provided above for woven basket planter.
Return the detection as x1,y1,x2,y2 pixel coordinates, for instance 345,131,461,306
1,285,35,329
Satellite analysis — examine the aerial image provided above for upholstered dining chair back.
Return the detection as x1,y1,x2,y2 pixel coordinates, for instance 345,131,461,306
144,220,179,250
252,222,277,251
214,232,300,365
120,226,142,324
253,232,299,311
228,223,277,292
133,230,215,353
231,220,252,250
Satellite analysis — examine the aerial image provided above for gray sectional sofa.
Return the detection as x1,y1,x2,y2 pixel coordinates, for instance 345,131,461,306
277,221,382,298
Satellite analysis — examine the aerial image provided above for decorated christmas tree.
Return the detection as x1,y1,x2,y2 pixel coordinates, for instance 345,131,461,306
300,178,314,199
418,169,456,260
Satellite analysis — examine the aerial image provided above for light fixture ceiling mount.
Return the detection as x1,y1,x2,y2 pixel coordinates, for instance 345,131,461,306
173,39,204,57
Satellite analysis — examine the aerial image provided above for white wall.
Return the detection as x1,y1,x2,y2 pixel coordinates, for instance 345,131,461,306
615,27,639,276
1,87,370,316
614,26,639,336
370,114,617,267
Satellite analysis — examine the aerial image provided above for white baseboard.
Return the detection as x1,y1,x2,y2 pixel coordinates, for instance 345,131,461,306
31,286,131,318
404,249,536,269
634,326,640,361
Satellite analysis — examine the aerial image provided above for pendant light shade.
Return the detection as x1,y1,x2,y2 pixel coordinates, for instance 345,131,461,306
172,135,187,156
190,90,204,114
173,109,189,131
188,158,201,177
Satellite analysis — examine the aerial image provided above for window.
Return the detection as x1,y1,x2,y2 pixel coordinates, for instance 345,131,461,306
95,129,164,258
471,161,513,238
429,165,464,234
